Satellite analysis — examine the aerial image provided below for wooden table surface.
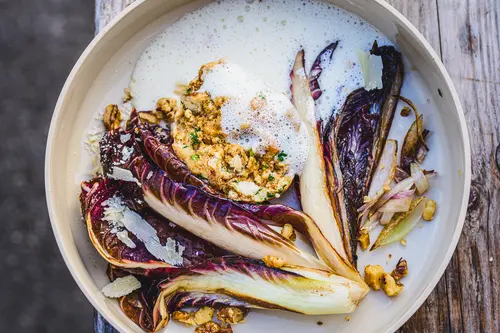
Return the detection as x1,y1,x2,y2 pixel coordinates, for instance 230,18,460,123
94,0,499,332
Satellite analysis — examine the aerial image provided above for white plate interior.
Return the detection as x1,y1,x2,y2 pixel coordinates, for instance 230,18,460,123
46,0,470,332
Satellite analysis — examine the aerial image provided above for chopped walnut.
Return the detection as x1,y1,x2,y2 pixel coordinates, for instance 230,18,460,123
423,199,436,221
216,307,246,325
123,88,132,103
195,321,222,333
156,97,179,122
103,104,121,131
391,258,408,281
262,255,285,268
281,223,296,241
172,310,197,326
194,307,215,325
364,264,385,291
358,232,370,251
138,111,159,124
381,273,403,297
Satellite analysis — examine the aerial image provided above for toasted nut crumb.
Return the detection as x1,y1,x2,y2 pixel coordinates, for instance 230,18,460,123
345,315,352,322
400,239,407,246
263,255,285,268
219,324,233,333
172,310,197,326
240,123,251,130
217,307,246,324
358,232,370,251
195,321,222,333
138,111,159,124
103,104,121,130
391,258,408,281
400,106,411,117
123,88,132,102
364,265,385,291
423,199,436,221
381,273,403,297
194,307,215,325
156,97,178,122
281,223,296,241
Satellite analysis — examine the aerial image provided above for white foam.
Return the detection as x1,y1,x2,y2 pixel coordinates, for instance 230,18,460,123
199,61,310,174
130,0,392,121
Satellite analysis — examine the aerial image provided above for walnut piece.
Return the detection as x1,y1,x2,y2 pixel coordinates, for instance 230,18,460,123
381,273,403,297
391,258,408,281
195,321,222,333
103,104,121,131
216,307,246,325
172,310,197,326
262,255,285,268
357,232,370,251
156,97,179,123
423,199,436,221
194,307,215,325
138,111,159,124
280,223,296,241
364,264,385,291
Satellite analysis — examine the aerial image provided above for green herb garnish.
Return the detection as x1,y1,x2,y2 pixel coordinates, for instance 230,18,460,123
261,164,269,170
186,87,192,95
268,175,275,181
249,148,255,157
258,91,266,100
191,154,200,161
183,145,189,149
277,151,288,162
267,192,276,199
190,131,200,146
255,189,262,195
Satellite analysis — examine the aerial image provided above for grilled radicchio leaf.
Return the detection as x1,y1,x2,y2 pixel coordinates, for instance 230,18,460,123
290,49,363,283
80,177,227,269
309,41,339,100
324,42,403,261
128,156,329,271
150,256,369,331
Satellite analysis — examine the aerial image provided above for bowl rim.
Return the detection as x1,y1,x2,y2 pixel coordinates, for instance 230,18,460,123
45,0,471,332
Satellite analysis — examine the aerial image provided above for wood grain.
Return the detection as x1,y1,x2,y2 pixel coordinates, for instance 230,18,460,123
93,0,500,332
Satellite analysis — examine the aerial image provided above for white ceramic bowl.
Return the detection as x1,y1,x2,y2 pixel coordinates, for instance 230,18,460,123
45,0,471,332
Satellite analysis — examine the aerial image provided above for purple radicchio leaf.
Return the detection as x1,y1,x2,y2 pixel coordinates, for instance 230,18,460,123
80,177,228,270
126,155,328,271
150,256,369,331
309,41,339,100
322,41,404,264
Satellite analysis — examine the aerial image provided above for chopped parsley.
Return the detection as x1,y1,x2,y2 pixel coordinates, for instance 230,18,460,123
249,148,255,157
277,151,288,162
268,175,275,181
258,91,266,100
186,87,192,95
183,145,189,149
255,189,262,195
189,131,200,146
278,185,286,193
261,164,269,170
191,154,200,161
267,192,276,199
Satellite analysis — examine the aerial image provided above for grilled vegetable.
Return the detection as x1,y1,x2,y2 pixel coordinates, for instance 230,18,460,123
151,257,369,331
127,155,328,271
309,41,339,100
290,49,363,282
371,197,425,250
80,177,227,269
329,43,403,261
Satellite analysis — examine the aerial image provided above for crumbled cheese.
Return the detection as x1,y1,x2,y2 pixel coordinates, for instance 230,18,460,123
146,171,153,180
121,146,135,162
115,230,136,248
102,275,141,298
357,50,383,90
120,133,131,143
102,196,185,265
108,167,140,185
